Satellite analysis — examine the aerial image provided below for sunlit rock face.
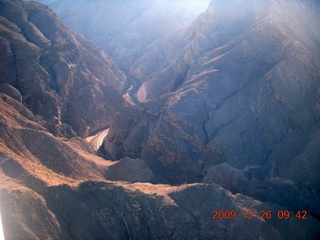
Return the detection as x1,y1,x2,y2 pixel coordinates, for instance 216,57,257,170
104,0,320,216
0,0,126,137
1,83,319,240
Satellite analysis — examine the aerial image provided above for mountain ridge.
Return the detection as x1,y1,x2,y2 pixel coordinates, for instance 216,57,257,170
0,0,127,137
103,0,320,218
0,0,320,239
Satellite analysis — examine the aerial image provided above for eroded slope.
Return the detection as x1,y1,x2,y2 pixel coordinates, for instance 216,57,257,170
104,0,320,219
0,0,126,137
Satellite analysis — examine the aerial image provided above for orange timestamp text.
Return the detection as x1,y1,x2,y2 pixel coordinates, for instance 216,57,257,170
212,210,307,220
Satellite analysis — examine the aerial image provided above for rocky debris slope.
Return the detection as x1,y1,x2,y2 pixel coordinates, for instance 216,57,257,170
2,165,320,240
31,182,320,240
104,0,320,219
0,0,126,137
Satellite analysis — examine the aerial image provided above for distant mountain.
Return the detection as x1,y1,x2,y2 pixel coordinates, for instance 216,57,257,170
104,0,320,219
34,0,212,72
0,0,126,137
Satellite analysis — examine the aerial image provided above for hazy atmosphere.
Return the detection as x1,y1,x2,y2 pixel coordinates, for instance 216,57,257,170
0,0,320,239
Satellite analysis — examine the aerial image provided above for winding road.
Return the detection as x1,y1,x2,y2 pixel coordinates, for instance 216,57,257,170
95,128,110,150
86,77,141,150
85,128,109,151
121,77,141,105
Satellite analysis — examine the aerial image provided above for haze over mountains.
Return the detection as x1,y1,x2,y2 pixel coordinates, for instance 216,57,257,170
36,0,212,72
0,0,320,239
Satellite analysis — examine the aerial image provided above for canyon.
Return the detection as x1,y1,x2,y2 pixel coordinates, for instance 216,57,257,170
0,0,320,239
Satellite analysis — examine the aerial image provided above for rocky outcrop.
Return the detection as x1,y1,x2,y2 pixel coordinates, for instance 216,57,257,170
2,179,320,240
104,0,320,219
0,0,126,137
103,157,156,183
39,182,320,240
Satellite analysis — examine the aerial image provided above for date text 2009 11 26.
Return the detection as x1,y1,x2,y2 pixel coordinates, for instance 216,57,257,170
212,210,307,220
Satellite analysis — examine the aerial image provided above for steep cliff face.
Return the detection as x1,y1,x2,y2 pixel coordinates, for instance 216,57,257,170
104,0,320,217
0,0,126,137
